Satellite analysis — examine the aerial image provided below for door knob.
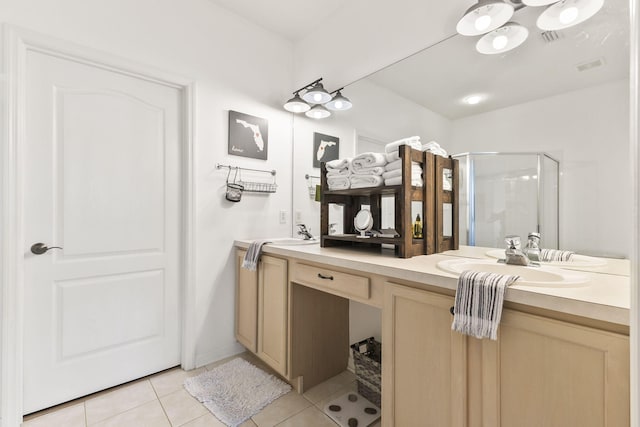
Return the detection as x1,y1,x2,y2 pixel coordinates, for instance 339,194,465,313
30,243,63,255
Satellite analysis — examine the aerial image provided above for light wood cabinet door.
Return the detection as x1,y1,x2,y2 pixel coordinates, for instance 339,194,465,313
478,309,629,427
258,255,288,377
382,283,467,427
235,250,258,352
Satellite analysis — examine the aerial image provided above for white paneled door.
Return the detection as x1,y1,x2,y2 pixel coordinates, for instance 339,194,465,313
23,49,183,413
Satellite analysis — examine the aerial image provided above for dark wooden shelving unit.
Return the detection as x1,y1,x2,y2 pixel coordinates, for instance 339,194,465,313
320,144,459,258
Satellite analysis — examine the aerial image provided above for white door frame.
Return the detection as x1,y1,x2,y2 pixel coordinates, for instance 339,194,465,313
1,25,197,427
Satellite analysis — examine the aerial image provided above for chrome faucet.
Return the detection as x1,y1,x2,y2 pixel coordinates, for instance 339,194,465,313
296,224,315,240
503,235,530,266
524,232,541,263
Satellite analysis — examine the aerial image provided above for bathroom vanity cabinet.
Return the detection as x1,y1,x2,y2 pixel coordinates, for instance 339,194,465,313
383,282,629,427
235,243,630,426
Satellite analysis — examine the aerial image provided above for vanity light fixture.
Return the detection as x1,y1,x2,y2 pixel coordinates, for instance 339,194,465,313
283,93,311,113
325,89,353,111
476,22,529,54
536,0,604,31
456,0,603,54
456,0,515,36
305,104,331,119
284,78,353,119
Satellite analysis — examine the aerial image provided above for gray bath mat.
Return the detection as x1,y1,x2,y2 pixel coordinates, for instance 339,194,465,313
184,358,291,427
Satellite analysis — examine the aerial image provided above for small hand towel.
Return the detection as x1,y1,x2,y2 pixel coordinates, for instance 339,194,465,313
382,168,422,180
540,249,575,262
385,160,420,172
351,152,387,171
327,176,350,190
326,158,352,170
384,176,423,187
242,240,272,271
384,137,422,153
349,174,384,189
451,270,520,340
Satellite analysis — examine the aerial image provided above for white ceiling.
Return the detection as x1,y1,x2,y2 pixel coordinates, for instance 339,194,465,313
207,0,629,119
206,0,347,41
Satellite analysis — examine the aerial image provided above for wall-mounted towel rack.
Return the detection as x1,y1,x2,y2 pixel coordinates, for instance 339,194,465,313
216,163,278,193
305,174,321,199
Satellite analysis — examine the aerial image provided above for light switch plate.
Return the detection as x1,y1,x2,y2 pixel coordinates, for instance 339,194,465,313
279,210,287,224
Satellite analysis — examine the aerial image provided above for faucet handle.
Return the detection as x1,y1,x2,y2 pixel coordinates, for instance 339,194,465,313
505,235,521,249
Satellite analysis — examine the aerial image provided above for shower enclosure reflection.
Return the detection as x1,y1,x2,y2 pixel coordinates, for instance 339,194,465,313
453,152,559,250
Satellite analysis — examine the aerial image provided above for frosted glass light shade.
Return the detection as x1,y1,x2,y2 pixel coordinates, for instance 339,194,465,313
476,22,529,54
456,0,515,36
302,82,332,104
326,91,353,111
522,0,560,5
305,104,331,119
283,94,311,113
537,0,604,30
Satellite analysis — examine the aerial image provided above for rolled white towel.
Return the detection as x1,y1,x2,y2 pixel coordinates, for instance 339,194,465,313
385,176,423,187
382,167,422,180
351,152,387,171
384,136,422,153
326,158,352,170
326,168,351,177
350,174,384,189
327,176,350,190
385,151,400,163
385,160,420,171
352,166,385,176
422,141,448,158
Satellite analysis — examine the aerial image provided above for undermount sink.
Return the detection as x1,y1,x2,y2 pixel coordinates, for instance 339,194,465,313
437,258,590,288
266,237,319,246
485,249,606,268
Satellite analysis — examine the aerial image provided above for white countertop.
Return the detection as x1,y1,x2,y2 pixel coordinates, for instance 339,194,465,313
235,241,630,327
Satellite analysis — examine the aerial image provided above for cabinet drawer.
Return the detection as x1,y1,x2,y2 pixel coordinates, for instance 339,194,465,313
293,263,370,300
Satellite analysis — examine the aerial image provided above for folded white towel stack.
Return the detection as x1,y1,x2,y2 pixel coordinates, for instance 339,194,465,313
326,158,352,170
385,176,423,187
422,140,448,158
383,159,423,186
451,270,520,340
242,239,272,271
326,168,350,177
351,152,387,172
384,136,422,153
327,175,350,190
540,249,575,262
382,168,422,180
350,174,384,189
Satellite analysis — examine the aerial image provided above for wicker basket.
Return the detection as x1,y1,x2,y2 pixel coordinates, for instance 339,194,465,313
351,337,381,408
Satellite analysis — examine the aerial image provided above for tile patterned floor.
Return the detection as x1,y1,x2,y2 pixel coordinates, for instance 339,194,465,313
22,352,382,427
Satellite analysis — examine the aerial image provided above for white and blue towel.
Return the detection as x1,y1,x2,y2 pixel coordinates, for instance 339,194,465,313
451,270,520,340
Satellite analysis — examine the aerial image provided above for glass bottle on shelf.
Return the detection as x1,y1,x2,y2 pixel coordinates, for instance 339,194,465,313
413,214,423,238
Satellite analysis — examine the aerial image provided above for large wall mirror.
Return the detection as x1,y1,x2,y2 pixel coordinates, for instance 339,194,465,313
292,0,629,260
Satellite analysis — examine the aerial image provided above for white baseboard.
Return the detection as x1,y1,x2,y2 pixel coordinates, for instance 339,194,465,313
193,342,246,369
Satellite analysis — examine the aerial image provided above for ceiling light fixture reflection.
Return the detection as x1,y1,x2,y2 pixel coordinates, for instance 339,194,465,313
476,22,529,54
537,0,604,31
456,0,515,36
463,94,484,105
305,104,331,119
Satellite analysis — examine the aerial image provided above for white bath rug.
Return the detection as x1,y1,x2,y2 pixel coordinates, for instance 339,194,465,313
184,358,291,427
323,391,381,427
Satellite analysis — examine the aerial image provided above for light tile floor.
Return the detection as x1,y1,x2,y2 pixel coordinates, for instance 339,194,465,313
22,352,382,427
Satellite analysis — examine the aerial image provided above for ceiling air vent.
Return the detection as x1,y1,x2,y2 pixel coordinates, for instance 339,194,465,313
540,30,562,43
576,58,606,72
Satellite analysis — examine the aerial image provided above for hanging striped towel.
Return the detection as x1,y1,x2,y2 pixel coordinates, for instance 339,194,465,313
451,271,520,340
540,249,575,262
242,240,272,271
